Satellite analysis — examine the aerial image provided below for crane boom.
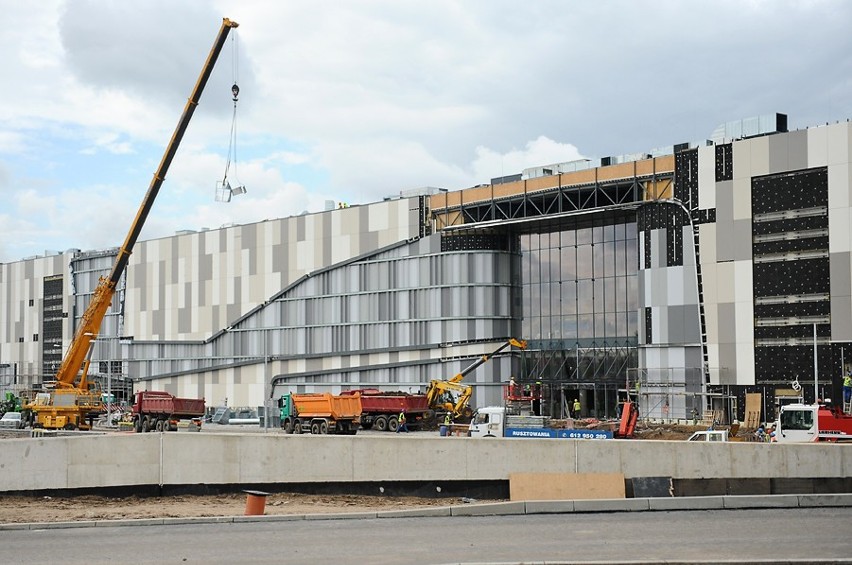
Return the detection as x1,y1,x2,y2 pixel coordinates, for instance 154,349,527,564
28,18,238,430
54,18,238,391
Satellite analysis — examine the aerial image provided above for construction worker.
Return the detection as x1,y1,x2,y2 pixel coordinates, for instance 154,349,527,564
442,412,452,437
573,398,581,418
396,410,408,433
843,371,852,412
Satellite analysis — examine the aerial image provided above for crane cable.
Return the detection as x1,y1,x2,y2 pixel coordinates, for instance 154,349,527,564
221,31,241,192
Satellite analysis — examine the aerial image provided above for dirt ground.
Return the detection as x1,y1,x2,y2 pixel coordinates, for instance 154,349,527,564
0,421,731,524
0,492,463,524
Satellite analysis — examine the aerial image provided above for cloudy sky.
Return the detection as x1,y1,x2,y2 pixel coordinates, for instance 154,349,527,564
1,0,850,263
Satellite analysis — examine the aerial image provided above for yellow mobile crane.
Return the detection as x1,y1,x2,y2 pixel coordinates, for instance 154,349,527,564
25,18,239,430
426,338,527,423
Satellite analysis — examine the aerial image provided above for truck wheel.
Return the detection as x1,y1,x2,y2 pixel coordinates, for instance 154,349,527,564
156,419,165,432
64,423,76,431
310,422,320,435
142,415,151,432
387,416,399,432
294,421,302,434
283,420,294,434
375,415,388,432
319,420,329,434
134,417,142,433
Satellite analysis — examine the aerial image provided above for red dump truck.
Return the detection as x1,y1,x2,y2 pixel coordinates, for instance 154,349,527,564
341,389,432,431
279,392,360,435
132,391,205,433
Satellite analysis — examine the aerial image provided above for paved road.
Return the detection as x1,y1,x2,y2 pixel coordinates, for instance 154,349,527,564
6,507,851,564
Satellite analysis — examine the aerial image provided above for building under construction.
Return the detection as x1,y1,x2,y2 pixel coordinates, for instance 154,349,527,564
2,114,852,424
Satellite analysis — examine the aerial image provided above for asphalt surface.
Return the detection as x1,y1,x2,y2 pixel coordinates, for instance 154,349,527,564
3,506,851,564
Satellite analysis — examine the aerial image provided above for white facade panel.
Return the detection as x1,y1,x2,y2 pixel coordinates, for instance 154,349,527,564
732,177,752,221
748,136,770,178
716,262,736,304
733,260,753,303
698,145,716,210
828,162,851,210
829,207,851,254
827,122,850,166
807,124,829,167
732,139,752,180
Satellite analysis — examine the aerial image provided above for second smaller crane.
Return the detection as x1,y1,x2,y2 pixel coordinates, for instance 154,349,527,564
426,338,527,423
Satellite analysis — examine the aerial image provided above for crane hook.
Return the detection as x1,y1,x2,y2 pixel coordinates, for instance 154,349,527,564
231,83,240,102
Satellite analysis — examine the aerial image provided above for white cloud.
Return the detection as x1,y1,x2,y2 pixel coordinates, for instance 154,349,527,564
0,0,851,263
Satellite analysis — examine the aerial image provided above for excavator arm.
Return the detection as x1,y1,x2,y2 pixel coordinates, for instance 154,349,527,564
427,338,527,420
52,18,239,391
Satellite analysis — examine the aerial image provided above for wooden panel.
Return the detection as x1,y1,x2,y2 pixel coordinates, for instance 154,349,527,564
655,154,675,172
464,185,492,204
744,392,762,429
644,179,673,200
493,181,525,199
509,472,625,501
525,176,559,192
430,191,460,211
561,168,597,186
596,161,636,182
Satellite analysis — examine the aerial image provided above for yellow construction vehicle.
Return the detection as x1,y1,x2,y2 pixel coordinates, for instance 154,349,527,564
23,18,239,430
426,338,527,423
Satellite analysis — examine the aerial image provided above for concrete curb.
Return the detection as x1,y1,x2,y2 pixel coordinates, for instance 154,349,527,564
2,493,850,531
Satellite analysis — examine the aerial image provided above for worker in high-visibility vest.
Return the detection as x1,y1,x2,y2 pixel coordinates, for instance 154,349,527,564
843,372,852,412
396,410,409,433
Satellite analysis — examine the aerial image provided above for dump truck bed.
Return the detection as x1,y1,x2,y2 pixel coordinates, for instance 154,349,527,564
291,393,361,420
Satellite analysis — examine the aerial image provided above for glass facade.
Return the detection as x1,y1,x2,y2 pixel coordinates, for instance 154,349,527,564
520,220,639,418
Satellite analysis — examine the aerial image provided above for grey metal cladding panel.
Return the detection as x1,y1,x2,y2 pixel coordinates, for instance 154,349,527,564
323,234,332,267
296,214,306,242
679,304,701,344
171,237,179,282
651,268,668,307
178,283,191,334
716,220,735,262
241,223,257,250
733,220,753,261
651,229,665,269
718,302,736,345
718,343,737,384
830,252,852,298
787,130,808,172
227,302,242,325
363,231,379,256
833,295,852,342
272,241,287,274
667,305,685,344
716,180,733,224
199,252,212,283
219,228,227,252
152,307,164,337
135,262,147,311
359,203,370,233
768,132,789,173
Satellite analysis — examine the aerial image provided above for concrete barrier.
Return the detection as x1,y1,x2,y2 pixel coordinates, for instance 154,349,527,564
0,434,850,494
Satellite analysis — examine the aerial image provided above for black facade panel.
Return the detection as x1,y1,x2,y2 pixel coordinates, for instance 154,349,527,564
752,168,828,215
752,217,827,236
754,302,830,319
752,236,829,256
754,344,834,385
753,259,830,297
643,229,651,269
644,307,652,344
715,143,733,182
754,325,831,339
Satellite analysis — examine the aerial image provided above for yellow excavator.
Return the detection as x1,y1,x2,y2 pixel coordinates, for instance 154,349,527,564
23,18,239,430
426,338,527,423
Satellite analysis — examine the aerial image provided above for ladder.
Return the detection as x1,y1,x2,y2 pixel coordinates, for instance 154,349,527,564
843,399,851,415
